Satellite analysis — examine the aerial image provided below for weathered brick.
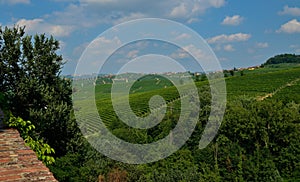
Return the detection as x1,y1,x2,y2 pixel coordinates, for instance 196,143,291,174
0,157,11,163
0,174,22,181
0,169,27,176
0,126,57,181
16,149,35,154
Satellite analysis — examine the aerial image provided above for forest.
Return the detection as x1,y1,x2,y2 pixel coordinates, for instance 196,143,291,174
263,54,300,65
0,27,299,181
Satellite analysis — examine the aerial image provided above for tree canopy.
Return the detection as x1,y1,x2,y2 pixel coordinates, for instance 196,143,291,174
0,26,79,156
263,53,300,65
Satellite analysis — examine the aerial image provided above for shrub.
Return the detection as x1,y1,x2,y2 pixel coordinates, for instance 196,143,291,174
6,113,55,165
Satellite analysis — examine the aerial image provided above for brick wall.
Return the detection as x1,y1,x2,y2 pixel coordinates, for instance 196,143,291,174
0,128,57,181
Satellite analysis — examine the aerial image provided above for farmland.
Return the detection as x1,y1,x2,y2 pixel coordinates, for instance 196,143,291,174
72,64,300,143
92,64,300,118
68,61,296,180
61,62,300,181
226,65,300,101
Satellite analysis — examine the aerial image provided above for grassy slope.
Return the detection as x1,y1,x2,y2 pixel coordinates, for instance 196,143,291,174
84,64,300,131
226,65,300,101
95,64,300,104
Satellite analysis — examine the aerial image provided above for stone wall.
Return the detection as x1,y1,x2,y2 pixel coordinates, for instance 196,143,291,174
0,111,57,181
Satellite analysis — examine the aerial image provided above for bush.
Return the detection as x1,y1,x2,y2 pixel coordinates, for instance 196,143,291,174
5,113,55,165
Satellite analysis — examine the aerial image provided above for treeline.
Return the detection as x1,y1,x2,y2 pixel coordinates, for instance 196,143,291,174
263,53,300,65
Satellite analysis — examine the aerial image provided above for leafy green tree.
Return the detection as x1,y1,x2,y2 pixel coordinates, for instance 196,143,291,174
240,70,244,76
230,70,235,76
0,26,79,156
264,54,300,65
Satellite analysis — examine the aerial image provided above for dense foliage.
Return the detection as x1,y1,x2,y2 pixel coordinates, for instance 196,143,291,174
263,54,300,65
51,85,300,181
54,67,300,181
6,114,55,165
0,26,80,157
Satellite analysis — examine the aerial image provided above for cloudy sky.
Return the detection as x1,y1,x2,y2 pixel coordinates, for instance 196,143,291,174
1,0,300,74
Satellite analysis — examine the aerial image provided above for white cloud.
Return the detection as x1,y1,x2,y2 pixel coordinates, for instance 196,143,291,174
290,44,298,48
170,48,190,59
15,18,74,37
182,44,213,60
207,33,251,44
92,36,121,46
112,13,146,25
187,18,200,24
277,19,300,34
51,0,226,28
127,50,139,59
174,33,191,40
218,57,228,61
0,0,30,4
279,5,300,16
221,15,244,26
75,36,122,74
223,44,235,51
181,44,220,71
214,44,222,51
170,3,188,18
256,42,269,48
208,0,225,8
59,41,66,50
169,0,226,20
88,36,122,57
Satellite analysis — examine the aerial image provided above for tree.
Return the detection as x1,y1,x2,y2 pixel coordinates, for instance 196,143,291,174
240,70,244,76
0,26,79,156
263,53,300,65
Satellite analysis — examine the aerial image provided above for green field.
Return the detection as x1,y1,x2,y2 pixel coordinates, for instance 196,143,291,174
72,65,300,136
70,64,300,181
226,66,300,101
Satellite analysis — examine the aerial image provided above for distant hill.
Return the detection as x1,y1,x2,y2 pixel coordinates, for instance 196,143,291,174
263,54,300,65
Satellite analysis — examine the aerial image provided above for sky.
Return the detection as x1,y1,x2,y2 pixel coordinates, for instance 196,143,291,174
1,0,300,75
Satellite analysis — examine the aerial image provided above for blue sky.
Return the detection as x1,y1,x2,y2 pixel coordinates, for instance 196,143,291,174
1,0,300,74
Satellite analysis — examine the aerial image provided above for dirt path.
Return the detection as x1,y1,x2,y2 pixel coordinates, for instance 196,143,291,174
257,78,300,101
